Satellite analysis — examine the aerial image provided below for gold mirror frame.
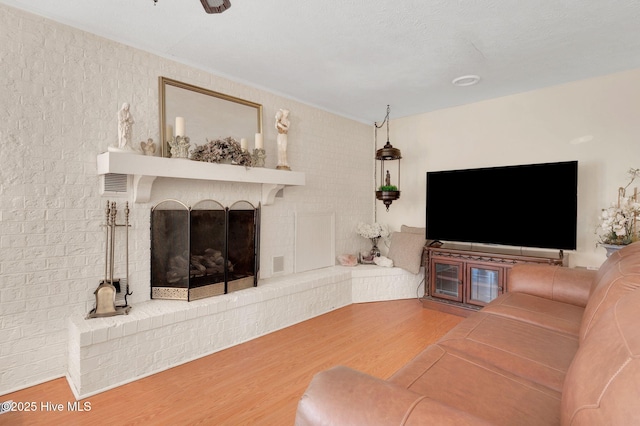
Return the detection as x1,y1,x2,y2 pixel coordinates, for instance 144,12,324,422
159,77,263,157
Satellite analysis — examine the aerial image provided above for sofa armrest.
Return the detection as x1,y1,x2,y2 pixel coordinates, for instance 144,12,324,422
508,264,595,307
295,366,491,426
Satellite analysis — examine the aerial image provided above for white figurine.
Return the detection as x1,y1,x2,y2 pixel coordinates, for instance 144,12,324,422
275,109,290,170
109,102,139,154
140,138,156,156
168,136,191,159
373,256,394,268
118,102,134,149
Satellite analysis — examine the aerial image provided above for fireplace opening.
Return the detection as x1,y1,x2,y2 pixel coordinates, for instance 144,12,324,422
151,199,260,301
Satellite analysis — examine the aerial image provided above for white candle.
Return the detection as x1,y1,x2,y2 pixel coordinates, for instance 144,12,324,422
175,117,185,137
255,133,263,150
165,124,173,140
240,138,248,151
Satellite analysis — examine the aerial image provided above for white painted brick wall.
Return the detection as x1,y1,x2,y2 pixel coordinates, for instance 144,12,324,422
0,4,377,395
351,265,425,303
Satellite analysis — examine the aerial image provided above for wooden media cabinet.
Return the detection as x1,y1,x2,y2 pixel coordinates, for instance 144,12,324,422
422,243,565,316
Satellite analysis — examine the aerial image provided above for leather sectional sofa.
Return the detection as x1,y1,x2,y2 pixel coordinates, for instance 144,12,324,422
295,242,640,425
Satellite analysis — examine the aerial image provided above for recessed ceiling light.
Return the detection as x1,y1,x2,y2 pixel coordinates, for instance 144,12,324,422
452,75,481,87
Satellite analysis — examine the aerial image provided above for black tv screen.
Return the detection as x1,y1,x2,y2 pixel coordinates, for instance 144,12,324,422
426,161,578,250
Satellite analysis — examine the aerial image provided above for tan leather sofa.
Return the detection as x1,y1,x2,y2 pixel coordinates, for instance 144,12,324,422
295,242,640,425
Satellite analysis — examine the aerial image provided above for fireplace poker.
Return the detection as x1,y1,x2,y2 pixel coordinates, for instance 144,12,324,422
123,202,133,306
110,201,117,288
104,200,110,289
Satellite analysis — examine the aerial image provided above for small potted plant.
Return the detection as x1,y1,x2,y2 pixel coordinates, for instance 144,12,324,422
376,185,400,209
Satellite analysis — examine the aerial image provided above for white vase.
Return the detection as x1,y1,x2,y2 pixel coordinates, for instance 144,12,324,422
601,243,625,258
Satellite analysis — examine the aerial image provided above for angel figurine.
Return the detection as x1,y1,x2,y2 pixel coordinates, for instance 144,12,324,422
140,138,156,156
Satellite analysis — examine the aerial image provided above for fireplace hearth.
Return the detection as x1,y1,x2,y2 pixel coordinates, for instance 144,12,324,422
151,199,260,301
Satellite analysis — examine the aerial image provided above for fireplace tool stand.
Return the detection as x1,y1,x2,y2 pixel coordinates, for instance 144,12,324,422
87,200,133,319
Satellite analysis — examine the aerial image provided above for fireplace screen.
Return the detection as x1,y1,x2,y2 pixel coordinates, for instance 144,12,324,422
151,199,260,301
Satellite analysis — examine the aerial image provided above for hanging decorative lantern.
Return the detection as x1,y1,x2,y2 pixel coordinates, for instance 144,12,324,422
375,105,401,211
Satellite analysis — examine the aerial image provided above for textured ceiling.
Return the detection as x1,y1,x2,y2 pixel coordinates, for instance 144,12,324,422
3,0,640,123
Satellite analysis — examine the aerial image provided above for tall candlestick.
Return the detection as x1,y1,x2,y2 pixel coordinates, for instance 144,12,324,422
175,117,185,137
255,133,263,150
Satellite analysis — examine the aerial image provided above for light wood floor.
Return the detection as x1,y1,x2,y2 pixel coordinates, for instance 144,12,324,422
1,300,462,426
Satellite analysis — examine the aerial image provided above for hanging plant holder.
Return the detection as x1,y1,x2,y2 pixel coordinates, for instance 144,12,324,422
375,105,402,211
376,189,401,211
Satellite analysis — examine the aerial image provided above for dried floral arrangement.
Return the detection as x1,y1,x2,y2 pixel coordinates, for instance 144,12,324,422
190,137,253,167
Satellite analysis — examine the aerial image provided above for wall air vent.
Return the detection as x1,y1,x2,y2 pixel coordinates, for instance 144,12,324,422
101,173,129,196
273,256,285,274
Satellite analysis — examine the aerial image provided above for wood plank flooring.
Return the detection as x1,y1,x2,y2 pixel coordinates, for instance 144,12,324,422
0,300,462,426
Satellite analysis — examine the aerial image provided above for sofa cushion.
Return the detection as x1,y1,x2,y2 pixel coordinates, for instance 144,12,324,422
482,292,585,336
507,264,594,308
389,344,562,425
579,242,640,343
436,311,579,392
562,287,640,425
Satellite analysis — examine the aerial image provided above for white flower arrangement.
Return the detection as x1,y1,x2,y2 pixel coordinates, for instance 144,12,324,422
598,198,640,245
356,222,390,261
356,222,390,240
597,168,640,245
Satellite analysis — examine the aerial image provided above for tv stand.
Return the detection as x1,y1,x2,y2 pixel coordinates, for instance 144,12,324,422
422,243,565,316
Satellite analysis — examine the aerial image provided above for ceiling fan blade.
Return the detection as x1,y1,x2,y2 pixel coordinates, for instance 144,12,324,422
200,0,231,14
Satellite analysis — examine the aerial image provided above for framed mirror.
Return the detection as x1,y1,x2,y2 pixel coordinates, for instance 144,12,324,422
159,77,263,157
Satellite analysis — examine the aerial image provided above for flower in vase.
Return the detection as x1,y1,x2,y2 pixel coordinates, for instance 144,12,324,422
596,168,640,245
598,198,640,245
356,222,390,240
356,222,390,258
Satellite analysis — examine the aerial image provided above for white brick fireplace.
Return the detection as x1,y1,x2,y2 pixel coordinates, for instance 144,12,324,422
63,153,424,399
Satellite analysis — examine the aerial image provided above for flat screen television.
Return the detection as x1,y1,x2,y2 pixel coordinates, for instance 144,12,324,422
425,161,578,250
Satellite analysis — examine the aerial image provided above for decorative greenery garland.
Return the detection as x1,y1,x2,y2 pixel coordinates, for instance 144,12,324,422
191,137,253,167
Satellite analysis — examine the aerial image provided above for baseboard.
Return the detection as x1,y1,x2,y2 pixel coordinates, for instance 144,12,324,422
420,297,478,318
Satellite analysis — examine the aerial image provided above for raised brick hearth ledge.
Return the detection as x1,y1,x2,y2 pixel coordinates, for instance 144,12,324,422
67,265,424,399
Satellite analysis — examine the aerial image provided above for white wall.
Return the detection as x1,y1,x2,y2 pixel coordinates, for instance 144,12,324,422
378,69,640,267
0,4,373,395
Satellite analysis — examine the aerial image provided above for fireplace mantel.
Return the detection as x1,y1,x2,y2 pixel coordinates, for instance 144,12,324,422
97,152,305,204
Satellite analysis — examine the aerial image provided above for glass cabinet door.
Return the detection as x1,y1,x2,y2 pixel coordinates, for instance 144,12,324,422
430,259,463,302
466,263,503,306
